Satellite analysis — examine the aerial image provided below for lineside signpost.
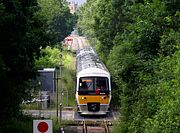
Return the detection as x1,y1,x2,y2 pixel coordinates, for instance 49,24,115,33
33,120,52,133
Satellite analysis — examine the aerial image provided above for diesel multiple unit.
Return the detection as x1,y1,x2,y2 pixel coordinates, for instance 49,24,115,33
75,46,111,115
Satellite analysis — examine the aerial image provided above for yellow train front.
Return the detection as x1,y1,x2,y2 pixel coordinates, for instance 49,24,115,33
76,47,111,115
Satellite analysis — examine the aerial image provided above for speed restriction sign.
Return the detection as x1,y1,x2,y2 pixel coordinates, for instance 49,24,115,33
33,120,52,133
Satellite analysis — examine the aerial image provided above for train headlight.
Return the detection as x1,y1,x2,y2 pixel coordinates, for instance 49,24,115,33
101,96,107,100
82,97,86,100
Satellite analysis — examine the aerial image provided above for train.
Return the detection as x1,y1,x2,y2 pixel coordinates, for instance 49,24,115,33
75,46,111,115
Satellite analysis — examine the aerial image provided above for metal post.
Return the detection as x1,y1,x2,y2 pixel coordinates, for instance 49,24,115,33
60,103,62,124
38,80,41,117
39,90,41,117
66,88,68,107
56,67,58,122
60,47,63,122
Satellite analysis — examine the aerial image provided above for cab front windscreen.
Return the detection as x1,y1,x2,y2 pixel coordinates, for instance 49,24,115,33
78,77,109,95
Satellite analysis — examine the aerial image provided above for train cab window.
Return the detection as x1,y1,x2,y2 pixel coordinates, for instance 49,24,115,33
95,77,109,91
79,78,93,91
78,77,109,95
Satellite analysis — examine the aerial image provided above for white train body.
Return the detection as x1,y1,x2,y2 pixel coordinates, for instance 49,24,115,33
76,46,111,115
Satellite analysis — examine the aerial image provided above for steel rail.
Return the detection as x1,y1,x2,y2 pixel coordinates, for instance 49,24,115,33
103,120,110,133
83,119,87,133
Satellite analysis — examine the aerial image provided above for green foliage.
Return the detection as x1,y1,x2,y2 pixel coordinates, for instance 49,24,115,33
159,29,180,56
0,0,47,119
77,0,128,60
0,115,33,133
35,46,74,68
0,0,75,131
77,0,180,132
37,0,76,43
35,46,76,106
35,46,60,67
35,46,76,89
144,46,180,133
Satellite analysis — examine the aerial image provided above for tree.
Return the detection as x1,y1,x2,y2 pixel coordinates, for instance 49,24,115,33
37,0,76,43
77,0,180,132
0,0,76,132
0,0,47,119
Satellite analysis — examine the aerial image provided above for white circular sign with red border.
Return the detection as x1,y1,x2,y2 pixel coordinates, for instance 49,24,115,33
33,120,52,133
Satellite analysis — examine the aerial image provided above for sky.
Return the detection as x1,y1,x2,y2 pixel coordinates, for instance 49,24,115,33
67,0,86,6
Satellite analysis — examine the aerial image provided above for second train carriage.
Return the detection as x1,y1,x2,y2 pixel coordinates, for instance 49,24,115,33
76,46,111,115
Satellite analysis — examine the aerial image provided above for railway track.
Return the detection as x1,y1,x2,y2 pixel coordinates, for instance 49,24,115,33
103,120,110,133
82,119,87,133
82,119,111,133
60,118,112,133
70,36,87,54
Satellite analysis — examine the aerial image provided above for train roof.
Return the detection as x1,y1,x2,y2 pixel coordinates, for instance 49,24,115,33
76,47,110,76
